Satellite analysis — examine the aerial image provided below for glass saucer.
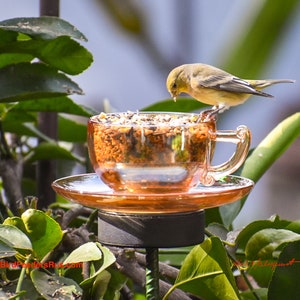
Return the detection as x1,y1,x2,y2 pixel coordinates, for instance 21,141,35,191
52,173,254,214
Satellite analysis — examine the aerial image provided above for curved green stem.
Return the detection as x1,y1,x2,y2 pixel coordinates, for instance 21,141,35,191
16,255,32,299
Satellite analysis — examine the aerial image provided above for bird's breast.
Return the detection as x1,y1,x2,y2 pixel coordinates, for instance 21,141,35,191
188,86,250,107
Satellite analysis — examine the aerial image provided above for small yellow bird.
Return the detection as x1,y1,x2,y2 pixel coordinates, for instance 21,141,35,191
166,63,295,113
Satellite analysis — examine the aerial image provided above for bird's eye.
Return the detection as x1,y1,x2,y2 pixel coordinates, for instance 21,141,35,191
172,83,177,89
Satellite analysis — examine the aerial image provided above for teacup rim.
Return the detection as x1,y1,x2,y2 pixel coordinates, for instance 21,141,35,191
89,111,215,126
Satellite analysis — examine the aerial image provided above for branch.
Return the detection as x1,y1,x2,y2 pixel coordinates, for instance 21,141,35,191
60,205,94,229
0,157,24,215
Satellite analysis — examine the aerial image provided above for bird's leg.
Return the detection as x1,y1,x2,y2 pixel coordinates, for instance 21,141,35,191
197,106,220,122
211,105,228,114
197,109,218,122
197,105,228,122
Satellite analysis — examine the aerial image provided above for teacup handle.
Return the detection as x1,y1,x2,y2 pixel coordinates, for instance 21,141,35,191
202,125,251,186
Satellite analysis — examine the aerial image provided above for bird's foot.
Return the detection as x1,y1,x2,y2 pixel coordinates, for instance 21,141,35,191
197,106,227,122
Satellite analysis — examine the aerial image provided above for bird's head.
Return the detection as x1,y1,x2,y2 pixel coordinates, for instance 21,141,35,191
166,66,187,102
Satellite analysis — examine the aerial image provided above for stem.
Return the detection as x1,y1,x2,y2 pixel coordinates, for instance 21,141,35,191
239,269,260,300
228,252,261,300
16,255,32,299
82,262,90,280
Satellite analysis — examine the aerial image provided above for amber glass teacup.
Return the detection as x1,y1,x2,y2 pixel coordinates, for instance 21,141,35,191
87,112,251,193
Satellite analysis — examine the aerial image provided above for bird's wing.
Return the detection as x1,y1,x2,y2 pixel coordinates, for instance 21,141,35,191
196,75,273,97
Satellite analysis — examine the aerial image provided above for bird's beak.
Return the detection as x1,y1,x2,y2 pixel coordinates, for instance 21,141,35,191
173,96,177,102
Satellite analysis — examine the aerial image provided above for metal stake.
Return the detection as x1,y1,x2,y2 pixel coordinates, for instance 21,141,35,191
145,248,160,300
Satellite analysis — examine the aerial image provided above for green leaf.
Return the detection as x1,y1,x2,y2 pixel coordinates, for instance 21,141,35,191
134,294,147,300
3,114,59,140
0,53,33,68
0,16,87,41
25,141,84,163
240,288,268,300
36,36,93,74
58,116,87,142
0,239,17,258
142,98,208,112
31,269,82,300
0,276,41,300
3,122,36,139
22,122,53,141
236,215,291,250
21,209,63,260
0,224,32,251
0,37,93,75
10,96,94,116
247,260,275,288
80,243,116,287
206,223,229,241
97,268,128,300
268,240,300,299
63,242,103,264
163,237,240,300
3,216,27,232
205,207,224,227
0,28,18,44
245,228,300,260
0,62,83,103
91,270,111,300
285,220,300,234
2,110,36,132
63,242,116,283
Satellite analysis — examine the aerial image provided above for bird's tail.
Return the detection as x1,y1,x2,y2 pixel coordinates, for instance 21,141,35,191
252,79,295,89
247,79,295,98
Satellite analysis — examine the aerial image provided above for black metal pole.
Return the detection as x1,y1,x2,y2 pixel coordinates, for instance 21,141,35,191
40,0,59,16
145,248,160,300
37,0,60,209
